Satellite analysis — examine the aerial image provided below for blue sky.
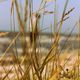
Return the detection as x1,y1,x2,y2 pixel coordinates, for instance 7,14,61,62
0,0,80,33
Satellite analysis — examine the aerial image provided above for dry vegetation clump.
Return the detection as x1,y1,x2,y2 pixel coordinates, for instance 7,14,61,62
0,0,80,80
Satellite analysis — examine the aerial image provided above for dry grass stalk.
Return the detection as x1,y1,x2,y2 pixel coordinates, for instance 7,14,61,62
0,0,79,80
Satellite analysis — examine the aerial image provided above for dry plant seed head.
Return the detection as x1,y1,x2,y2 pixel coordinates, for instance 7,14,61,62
64,7,75,17
11,0,15,14
31,13,41,27
66,68,69,71
31,13,37,29
30,12,41,44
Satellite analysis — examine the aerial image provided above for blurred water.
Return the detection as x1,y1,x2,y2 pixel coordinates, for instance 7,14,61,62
0,33,79,55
